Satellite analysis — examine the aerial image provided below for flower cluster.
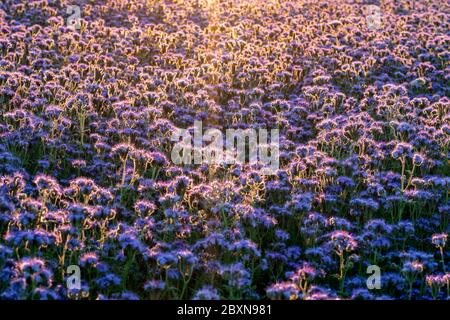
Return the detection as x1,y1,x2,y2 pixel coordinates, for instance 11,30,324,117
0,0,448,300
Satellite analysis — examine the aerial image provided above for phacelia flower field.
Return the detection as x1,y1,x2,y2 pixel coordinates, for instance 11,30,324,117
0,0,449,300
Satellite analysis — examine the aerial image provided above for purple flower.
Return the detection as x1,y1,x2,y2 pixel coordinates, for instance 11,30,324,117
193,285,220,300
402,261,424,274
432,234,447,248
412,153,425,166
144,280,166,291
330,231,358,252
266,282,299,300
134,200,157,216
79,252,99,268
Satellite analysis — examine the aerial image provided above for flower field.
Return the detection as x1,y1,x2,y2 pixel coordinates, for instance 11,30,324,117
0,0,449,300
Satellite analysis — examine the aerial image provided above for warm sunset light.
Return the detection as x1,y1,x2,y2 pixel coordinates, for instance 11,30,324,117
0,0,448,307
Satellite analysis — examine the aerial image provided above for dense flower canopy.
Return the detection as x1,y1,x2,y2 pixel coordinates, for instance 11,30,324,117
0,0,449,300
